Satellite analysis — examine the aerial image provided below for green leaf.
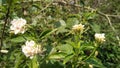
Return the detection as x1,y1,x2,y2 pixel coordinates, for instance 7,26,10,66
39,29,52,38
63,54,74,64
10,36,26,43
0,0,2,6
54,19,66,28
1,0,7,5
66,40,76,48
56,44,73,54
83,12,96,20
54,20,68,34
86,57,106,68
80,42,95,57
91,23,100,33
59,19,66,27
14,54,24,68
32,4,41,10
56,27,68,34
80,45,94,50
40,29,57,39
66,18,79,28
32,56,39,68
10,35,35,43
49,52,66,59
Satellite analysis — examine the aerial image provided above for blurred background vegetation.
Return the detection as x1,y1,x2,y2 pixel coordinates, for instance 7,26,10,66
0,0,120,68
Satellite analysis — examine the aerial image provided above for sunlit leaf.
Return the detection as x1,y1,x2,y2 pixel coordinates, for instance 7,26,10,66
49,52,66,59
56,44,73,54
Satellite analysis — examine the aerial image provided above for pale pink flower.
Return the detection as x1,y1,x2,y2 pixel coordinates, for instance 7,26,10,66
22,40,41,59
10,18,26,34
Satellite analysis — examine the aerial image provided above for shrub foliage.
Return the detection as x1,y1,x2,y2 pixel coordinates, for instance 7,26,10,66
0,0,120,68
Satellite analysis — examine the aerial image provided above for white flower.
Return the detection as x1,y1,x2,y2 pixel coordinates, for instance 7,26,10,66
25,40,35,47
22,40,41,59
0,50,8,53
95,33,105,43
72,24,84,32
10,18,26,34
89,64,93,68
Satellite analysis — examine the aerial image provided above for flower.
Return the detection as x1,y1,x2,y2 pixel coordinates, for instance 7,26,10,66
22,40,41,59
0,50,8,53
89,64,93,68
72,24,84,32
10,18,26,34
94,33,105,43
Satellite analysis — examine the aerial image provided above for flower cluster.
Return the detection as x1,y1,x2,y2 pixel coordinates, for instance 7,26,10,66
72,24,84,33
10,18,26,34
22,40,41,59
94,33,105,43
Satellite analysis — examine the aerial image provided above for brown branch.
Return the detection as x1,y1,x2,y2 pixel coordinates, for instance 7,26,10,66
0,2,11,52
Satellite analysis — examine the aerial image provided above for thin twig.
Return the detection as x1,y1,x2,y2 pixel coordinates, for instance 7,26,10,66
40,2,52,12
105,15,120,46
0,2,11,51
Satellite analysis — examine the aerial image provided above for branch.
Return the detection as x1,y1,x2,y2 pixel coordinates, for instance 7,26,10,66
107,15,120,18
105,15,120,45
71,4,120,46
96,11,120,46
0,2,11,51
40,2,52,12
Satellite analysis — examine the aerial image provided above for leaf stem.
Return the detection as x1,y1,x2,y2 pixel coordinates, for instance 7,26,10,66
83,42,98,61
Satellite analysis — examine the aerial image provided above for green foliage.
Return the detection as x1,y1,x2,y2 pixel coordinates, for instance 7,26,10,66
0,0,120,68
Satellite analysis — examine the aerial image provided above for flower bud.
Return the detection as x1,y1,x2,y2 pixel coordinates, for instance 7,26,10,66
72,24,84,33
0,50,8,53
95,33,105,43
